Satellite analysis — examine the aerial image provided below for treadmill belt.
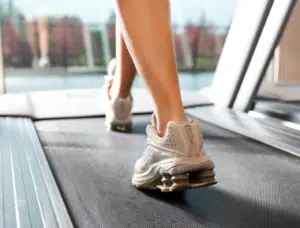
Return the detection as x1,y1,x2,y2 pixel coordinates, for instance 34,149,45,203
35,115,300,228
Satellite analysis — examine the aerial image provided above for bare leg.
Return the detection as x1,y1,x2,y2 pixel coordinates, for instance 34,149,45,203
27,21,38,58
110,18,136,99
114,0,185,135
37,16,49,58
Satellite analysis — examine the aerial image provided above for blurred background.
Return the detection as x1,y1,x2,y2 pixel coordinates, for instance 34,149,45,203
0,0,238,93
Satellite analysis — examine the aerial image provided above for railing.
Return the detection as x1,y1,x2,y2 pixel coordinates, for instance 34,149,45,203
0,16,229,73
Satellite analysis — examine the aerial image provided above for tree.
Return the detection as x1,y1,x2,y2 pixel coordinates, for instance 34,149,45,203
107,10,116,25
199,11,208,27
198,11,214,28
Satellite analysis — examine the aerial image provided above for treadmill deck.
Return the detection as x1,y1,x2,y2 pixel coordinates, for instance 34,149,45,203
34,115,300,228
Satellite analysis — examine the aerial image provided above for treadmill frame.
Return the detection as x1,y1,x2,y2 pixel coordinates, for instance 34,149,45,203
232,0,297,111
187,0,300,158
209,0,274,108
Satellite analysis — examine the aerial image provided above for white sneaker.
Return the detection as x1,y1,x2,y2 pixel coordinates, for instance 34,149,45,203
132,115,217,192
38,56,50,68
104,58,133,132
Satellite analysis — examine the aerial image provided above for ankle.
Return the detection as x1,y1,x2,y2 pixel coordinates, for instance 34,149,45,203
40,55,49,60
155,113,186,136
109,83,131,100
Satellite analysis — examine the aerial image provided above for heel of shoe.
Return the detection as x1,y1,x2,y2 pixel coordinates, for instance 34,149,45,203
189,169,217,188
107,122,132,133
156,169,217,192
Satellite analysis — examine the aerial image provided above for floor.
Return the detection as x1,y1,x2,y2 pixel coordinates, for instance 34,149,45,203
4,71,214,93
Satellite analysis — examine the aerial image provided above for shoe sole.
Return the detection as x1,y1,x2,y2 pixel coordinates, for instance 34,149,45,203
106,122,132,133
135,169,217,192
133,156,217,192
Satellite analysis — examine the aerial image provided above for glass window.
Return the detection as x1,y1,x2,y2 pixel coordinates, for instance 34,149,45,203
0,0,239,93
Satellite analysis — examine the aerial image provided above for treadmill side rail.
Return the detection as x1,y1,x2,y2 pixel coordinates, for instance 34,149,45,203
186,106,300,158
0,117,73,228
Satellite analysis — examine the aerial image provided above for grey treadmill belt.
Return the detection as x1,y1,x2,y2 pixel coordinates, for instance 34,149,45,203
35,115,300,228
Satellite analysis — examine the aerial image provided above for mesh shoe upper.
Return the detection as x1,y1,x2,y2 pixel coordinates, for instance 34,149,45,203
134,116,206,174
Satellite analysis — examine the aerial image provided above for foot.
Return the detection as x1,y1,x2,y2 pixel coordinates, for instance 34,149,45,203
132,115,217,192
38,56,50,68
32,57,39,68
104,58,133,132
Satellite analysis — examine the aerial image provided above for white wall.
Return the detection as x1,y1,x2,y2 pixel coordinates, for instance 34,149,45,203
259,54,300,100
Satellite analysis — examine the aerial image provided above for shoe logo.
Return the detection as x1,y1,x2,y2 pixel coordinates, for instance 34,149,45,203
185,125,193,144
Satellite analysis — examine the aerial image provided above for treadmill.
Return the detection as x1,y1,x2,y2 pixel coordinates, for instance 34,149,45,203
252,99,300,124
0,1,300,227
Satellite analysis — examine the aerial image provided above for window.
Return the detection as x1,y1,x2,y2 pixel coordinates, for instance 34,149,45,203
0,0,239,93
